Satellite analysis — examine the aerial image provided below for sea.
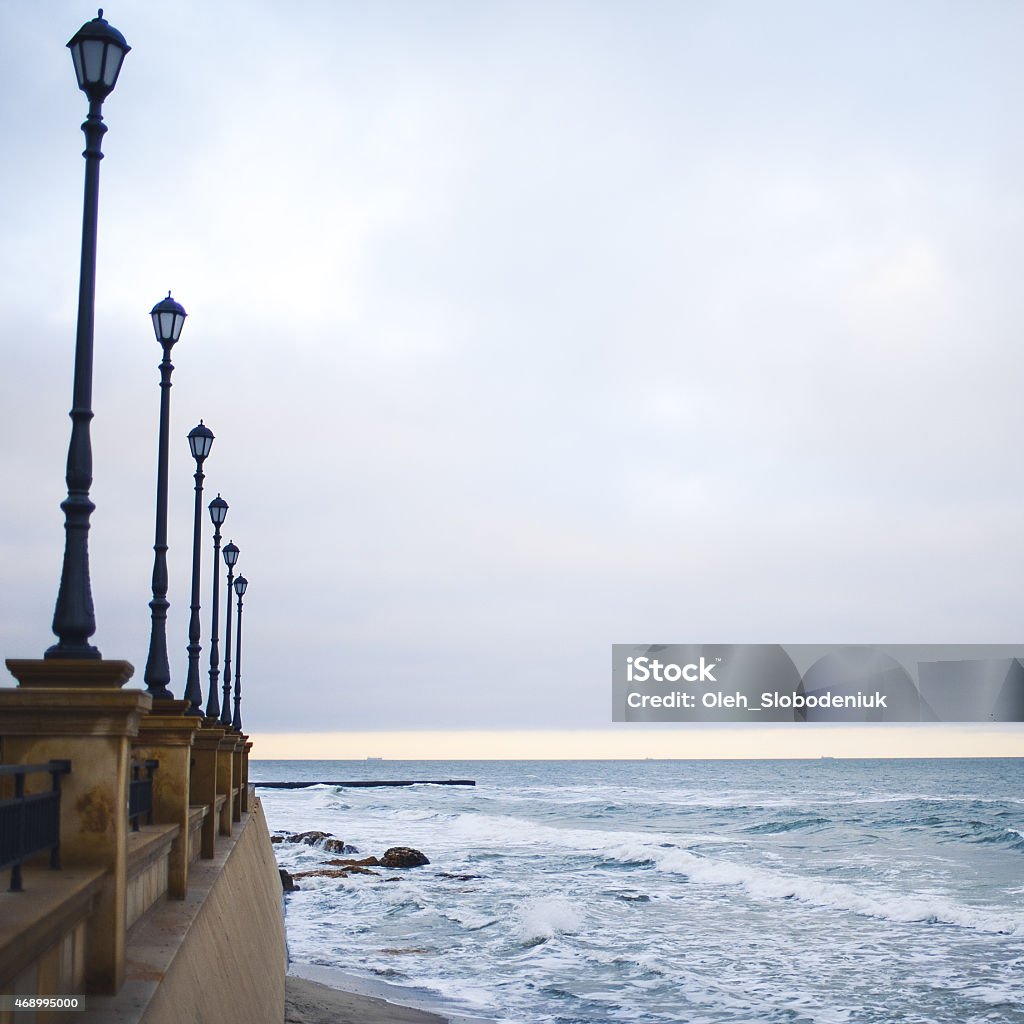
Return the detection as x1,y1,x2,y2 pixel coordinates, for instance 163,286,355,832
253,758,1024,1024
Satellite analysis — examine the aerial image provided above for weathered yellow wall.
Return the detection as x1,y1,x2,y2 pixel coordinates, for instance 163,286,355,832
138,799,285,1024
126,843,172,930
0,917,88,1024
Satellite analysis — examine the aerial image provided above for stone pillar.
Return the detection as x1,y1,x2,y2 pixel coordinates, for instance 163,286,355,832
231,736,245,821
131,709,202,898
241,739,252,813
0,659,149,995
189,726,224,858
216,735,235,837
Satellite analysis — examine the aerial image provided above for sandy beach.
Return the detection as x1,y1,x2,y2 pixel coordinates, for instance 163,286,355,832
286,975,448,1024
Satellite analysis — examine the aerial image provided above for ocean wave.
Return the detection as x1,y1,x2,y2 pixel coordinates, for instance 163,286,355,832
742,816,832,834
439,908,499,932
442,811,666,852
513,896,583,945
623,844,1024,936
888,815,1024,852
957,825,1024,852
437,810,753,861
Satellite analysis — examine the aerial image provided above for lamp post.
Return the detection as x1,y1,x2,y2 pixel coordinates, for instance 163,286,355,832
47,11,130,660
204,495,228,718
219,542,239,727
142,294,187,698
232,575,248,732
183,422,214,714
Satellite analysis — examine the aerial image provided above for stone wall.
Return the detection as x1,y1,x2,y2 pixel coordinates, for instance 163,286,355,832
142,799,285,1024
79,798,285,1024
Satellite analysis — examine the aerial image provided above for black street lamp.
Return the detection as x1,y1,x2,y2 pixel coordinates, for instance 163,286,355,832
143,293,187,698
183,422,214,714
47,11,130,660
204,495,229,718
232,575,248,732
219,542,239,727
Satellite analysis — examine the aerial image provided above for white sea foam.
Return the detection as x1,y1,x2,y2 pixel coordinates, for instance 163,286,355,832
513,896,583,944
438,810,749,861
953,983,1022,1008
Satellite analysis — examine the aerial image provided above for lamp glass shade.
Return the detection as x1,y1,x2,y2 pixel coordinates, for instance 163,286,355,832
67,12,130,101
188,422,214,461
71,47,84,89
150,293,187,346
223,543,240,568
81,39,104,83
234,576,248,597
102,43,123,86
209,495,229,526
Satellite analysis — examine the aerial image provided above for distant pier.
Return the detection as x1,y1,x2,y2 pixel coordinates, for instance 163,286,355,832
254,779,476,788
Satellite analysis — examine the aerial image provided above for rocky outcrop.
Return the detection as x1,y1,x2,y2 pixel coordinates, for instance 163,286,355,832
325,857,380,868
380,847,430,868
292,868,350,880
293,864,379,879
322,838,359,854
273,833,430,882
290,830,334,846
272,831,358,854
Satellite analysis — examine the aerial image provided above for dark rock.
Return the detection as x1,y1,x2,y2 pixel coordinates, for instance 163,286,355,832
321,838,359,854
276,831,358,852
380,847,430,868
290,830,335,846
325,857,380,868
293,865,379,879
438,872,482,881
279,868,300,892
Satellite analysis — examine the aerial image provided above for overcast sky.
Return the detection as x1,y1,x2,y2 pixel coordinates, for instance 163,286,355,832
3,2,1024,753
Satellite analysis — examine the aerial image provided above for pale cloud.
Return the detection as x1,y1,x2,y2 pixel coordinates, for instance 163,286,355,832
3,2,1024,746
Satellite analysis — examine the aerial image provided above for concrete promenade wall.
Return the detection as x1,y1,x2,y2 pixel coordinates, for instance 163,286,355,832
81,798,285,1024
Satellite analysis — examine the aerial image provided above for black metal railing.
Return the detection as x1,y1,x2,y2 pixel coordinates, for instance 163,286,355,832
0,760,72,892
128,760,158,832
